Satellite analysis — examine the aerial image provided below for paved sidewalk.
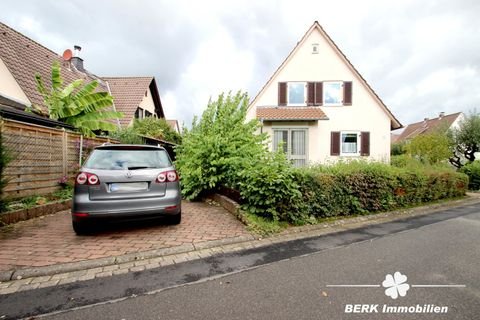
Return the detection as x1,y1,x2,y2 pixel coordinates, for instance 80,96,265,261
0,194,479,295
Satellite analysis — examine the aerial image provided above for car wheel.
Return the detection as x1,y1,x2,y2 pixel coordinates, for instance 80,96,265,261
168,212,181,225
72,221,90,235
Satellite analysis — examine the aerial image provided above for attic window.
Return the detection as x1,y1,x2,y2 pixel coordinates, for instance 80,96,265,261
312,43,319,54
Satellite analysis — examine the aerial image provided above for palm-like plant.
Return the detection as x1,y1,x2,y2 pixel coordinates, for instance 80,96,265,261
34,61,123,137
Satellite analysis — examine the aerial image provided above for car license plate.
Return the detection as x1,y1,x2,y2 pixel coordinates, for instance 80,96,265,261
110,182,148,192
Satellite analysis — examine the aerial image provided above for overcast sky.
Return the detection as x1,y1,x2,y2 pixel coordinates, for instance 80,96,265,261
1,0,479,129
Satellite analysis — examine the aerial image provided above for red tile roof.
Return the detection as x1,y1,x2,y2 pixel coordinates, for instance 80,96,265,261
395,112,462,143
0,22,108,112
103,76,153,126
257,107,328,120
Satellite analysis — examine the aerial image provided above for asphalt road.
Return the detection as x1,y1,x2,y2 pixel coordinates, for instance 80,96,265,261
1,203,480,319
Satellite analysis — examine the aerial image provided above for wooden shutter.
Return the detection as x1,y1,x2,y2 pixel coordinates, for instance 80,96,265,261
315,82,323,106
330,131,340,156
278,82,287,106
360,132,370,156
343,81,352,106
307,82,315,106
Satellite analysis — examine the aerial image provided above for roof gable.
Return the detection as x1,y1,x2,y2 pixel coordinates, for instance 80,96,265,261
248,21,402,130
0,22,108,112
395,112,462,142
103,76,165,126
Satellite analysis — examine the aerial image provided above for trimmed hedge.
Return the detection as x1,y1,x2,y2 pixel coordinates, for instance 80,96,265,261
240,161,468,223
459,161,480,190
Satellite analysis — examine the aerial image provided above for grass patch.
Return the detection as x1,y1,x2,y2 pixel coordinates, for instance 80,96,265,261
244,212,288,237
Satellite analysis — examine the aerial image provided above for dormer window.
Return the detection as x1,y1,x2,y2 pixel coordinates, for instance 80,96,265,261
287,82,307,106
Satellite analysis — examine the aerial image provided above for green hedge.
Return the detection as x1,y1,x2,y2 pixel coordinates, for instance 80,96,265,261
240,161,467,223
459,161,480,190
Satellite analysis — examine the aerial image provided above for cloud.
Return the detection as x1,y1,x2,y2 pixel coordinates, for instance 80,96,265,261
1,0,479,127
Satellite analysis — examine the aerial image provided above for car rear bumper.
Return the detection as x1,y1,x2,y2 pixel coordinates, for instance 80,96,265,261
72,189,181,222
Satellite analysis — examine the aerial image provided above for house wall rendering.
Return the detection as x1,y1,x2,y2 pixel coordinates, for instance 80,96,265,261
247,23,393,165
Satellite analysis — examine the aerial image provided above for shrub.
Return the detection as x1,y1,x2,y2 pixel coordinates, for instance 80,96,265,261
459,161,480,190
405,131,452,165
175,92,267,200
110,126,145,144
288,162,467,221
133,117,182,144
238,151,305,223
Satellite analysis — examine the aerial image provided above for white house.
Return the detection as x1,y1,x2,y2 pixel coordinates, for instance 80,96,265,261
246,21,402,166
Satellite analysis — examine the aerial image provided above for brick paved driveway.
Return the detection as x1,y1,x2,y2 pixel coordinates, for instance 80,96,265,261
0,201,251,272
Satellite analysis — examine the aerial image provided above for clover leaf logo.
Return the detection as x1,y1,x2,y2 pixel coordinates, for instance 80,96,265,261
382,271,410,299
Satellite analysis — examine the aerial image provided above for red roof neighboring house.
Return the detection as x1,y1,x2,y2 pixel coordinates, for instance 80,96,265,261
166,120,180,133
0,22,108,112
394,112,463,143
0,21,165,129
103,76,165,127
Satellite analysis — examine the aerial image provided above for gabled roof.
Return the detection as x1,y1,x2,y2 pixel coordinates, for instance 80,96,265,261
395,112,462,143
103,76,165,126
248,21,402,130
257,107,328,121
0,22,108,111
166,119,180,132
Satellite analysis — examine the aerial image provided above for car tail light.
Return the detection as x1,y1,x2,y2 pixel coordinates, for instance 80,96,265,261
73,212,89,218
156,170,178,183
76,172,100,185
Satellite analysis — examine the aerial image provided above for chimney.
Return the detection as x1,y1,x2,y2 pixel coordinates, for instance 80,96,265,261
439,112,445,119
71,45,84,71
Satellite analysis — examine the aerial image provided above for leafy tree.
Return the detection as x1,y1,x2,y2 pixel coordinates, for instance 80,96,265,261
405,131,452,164
449,111,480,168
132,117,182,144
175,91,267,199
34,61,123,137
109,126,145,144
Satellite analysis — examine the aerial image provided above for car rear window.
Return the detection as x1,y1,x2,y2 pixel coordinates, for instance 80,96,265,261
84,149,172,170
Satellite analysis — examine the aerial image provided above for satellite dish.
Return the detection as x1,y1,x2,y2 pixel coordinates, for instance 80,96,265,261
62,49,73,61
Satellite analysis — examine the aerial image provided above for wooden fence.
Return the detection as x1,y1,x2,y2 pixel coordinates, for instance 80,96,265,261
2,119,116,199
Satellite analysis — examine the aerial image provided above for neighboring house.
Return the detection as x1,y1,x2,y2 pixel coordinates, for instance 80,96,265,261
246,21,402,166
103,76,165,127
0,21,166,128
166,119,181,133
0,22,110,114
394,112,464,143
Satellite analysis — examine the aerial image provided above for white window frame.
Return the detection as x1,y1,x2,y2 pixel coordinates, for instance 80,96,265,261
287,82,307,106
340,131,361,156
323,81,343,106
272,127,309,167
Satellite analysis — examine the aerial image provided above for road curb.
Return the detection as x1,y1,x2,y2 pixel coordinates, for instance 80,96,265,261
1,194,479,288
1,235,255,281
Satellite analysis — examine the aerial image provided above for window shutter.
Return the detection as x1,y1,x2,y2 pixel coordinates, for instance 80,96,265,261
278,82,287,106
315,82,323,105
360,132,370,156
307,82,315,106
330,131,340,156
343,81,352,106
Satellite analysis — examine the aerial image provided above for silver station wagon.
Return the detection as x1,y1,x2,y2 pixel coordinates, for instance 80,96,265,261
71,144,181,235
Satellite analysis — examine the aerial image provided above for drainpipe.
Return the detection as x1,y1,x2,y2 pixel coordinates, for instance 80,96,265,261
260,118,264,134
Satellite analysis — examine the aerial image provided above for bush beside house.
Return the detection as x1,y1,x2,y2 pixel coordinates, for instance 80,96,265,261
176,92,468,227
